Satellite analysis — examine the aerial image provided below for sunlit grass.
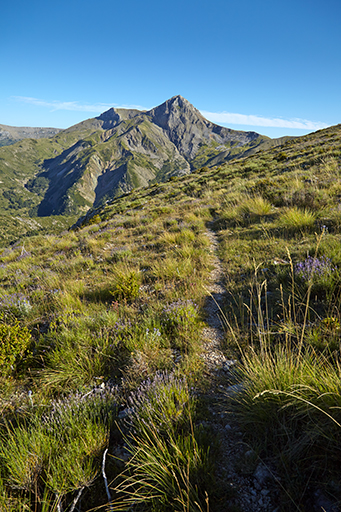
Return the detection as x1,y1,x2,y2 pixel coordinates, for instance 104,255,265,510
1,126,341,509
279,206,318,233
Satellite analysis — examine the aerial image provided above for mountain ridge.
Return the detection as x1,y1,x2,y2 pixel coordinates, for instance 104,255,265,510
0,123,61,147
0,95,292,220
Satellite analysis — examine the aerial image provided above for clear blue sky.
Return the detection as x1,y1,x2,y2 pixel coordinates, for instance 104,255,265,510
1,0,340,138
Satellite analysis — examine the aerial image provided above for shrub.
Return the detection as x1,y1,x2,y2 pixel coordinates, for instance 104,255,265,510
276,151,288,162
0,316,31,376
111,269,141,301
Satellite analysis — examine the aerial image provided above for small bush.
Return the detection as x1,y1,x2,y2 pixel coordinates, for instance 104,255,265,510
162,299,198,335
111,269,141,301
276,151,288,162
0,316,31,376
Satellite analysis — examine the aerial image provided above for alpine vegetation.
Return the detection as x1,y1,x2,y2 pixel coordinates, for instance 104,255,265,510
0,117,341,511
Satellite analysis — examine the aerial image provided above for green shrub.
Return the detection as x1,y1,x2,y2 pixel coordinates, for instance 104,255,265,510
87,214,101,225
111,269,141,301
0,316,31,376
276,151,288,162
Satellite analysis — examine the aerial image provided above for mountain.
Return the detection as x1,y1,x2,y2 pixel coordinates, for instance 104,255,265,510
0,95,289,221
0,124,61,147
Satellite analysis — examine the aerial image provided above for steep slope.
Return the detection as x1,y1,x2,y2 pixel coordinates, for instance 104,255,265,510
29,96,286,216
147,95,264,160
0,96,290,221
35,115,191,215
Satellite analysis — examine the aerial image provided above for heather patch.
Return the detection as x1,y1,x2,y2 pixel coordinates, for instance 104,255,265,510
0,292,33,318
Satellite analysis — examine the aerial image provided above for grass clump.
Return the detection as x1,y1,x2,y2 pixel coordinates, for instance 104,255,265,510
161,299,200,353
0,388,117,511
278,206,317,233
111,268,141,302
233,347,341,507
113,372,214,512
237,195,273,221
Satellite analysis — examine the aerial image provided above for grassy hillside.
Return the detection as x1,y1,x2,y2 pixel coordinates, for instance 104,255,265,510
0,97,288,231
0,124,341,511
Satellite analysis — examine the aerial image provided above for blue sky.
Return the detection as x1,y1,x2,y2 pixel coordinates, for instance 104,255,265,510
1,0,340,138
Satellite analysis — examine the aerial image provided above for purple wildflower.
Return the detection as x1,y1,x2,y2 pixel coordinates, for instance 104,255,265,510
127,371,194,436
0,293,32,316
162,299,198,330
295,255,336,282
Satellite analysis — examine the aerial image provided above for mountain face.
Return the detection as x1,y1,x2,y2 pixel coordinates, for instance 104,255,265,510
147,96,261,159
0,95,287,218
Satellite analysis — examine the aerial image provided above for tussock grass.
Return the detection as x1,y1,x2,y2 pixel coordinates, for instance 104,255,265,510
238,195,273,218
278,206,317,233
112,373,214,512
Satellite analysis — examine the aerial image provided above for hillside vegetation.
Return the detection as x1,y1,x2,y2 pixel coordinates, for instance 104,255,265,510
0,96,287,234
0,123,341,511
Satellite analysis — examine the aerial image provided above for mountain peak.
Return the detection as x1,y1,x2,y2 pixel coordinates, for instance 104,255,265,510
148,95,198,117
167,94,191,106
146,96,212,158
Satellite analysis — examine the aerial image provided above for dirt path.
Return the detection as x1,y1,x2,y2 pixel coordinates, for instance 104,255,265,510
201,227,279,512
